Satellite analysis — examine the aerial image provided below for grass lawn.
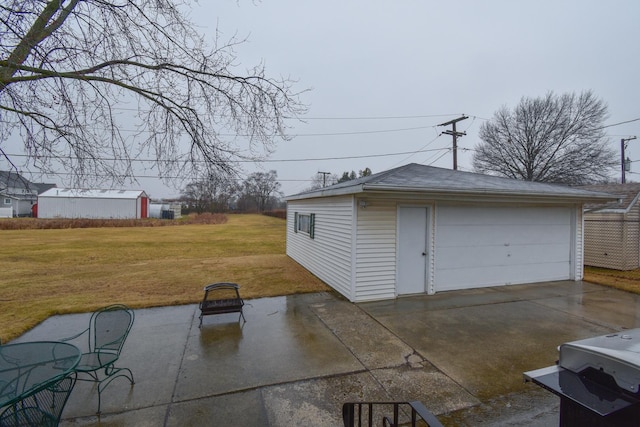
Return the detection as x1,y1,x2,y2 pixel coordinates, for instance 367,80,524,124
583,266,640,294
0,214,329,342
2,213,638,343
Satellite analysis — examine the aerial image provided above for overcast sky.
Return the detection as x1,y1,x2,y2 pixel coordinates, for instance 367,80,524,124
8,1,640,198
191,0,640,197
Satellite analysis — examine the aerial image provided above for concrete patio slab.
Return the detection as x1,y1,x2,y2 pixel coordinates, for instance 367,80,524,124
167,390,269,427
309,296,415,369
362,297,611,399
176,293,363,401
6,280,640,426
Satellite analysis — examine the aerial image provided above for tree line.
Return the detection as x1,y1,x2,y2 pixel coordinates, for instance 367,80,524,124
180,170,284,214
180,167,375,213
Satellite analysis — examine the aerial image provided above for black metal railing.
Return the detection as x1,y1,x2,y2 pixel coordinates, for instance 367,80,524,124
342,401,443,427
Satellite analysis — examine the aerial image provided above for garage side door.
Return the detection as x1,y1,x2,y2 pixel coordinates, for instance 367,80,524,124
435,205,572,291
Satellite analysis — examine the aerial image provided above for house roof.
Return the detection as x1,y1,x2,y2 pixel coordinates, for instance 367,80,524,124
0,171,56,199
0,170,33,191
578,183,640,211
287,163,618,203
33,183,57,194
39,188,147,200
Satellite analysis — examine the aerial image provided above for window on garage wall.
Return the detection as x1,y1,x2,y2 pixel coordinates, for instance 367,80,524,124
294,212,315,238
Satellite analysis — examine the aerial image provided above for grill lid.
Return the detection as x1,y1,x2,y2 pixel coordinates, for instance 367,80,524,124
559,329,640,394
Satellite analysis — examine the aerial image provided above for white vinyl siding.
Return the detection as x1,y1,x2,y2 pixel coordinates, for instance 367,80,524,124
434,204,573,291
287,191,587,301
354,199,397,301
287,197,354,300
574,206,583,280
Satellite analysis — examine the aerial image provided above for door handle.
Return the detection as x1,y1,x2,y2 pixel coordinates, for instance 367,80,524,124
422,252,426,256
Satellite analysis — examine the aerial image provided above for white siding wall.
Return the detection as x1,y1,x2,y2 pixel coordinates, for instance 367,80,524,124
38,197,139,219
574,206,584,280
354,199,397,301
0,207,12,218
286,196,354,300
289,194,587,302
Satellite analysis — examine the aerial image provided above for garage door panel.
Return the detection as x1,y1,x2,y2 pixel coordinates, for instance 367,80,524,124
437,206,570,226
436,243,569,269
438,224,571,247
435,205,572,291
437,261,571,291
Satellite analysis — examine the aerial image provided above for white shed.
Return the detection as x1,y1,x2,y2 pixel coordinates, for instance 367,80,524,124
37,188,149,219
286,164,617,302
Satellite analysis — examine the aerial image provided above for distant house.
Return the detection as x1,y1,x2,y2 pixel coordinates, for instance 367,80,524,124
37,188,149,219
580,183,640,271
0,171,56,217
286,164,617,302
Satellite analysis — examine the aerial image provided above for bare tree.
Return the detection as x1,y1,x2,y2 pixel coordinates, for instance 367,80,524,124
473,91,616,184
0,0,304,187
181,172,238,213
306,172,337,190
241,170,281,212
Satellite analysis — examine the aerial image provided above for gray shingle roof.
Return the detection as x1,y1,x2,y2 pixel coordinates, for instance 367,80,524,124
0,171,57,197
0,170,32,191
287,163,618,202
578,183,640,210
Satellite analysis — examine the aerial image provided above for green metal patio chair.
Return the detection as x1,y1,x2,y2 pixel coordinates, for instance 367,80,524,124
62,304,135,414
0,373,76,427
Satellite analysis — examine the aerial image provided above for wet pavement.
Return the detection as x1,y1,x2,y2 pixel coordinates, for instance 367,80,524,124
9,280,640,426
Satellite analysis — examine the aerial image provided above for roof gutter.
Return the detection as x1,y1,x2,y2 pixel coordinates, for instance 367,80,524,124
286,184,619,203
286,184,366,201
362,184,618,202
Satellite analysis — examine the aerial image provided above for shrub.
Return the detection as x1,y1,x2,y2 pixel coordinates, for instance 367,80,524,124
262,209,286,219
0,213,227,230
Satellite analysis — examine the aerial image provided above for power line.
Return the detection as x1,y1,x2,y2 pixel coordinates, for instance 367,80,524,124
389,132,443,169
68,106,465,121
596,117,640,130
290,125,436,137
0,120,438,137
16,170,314,182
1,147,450,164
426,149,451,166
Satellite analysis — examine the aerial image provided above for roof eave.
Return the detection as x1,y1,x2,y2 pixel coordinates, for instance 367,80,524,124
362,184,619,202
286,183,619,203
286,184,365,201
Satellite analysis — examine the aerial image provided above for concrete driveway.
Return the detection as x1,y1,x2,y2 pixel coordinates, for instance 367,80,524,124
10,280,640,426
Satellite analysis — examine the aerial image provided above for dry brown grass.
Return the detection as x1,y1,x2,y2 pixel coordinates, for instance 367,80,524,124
0,214,329,342
584,266,640,294
5,214,633,343
0,212,226,230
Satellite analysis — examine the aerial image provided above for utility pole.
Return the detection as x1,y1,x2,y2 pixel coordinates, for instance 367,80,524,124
318,171,331,187
438,115,468,170
621,136,636,184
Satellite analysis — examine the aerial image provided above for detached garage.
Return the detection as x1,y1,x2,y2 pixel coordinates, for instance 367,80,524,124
286,164,616,302
37,188,149,219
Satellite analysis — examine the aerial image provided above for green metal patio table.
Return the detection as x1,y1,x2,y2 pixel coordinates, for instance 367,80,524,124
0,341,80,409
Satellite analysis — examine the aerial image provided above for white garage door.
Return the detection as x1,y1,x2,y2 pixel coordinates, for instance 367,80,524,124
435,205,572,291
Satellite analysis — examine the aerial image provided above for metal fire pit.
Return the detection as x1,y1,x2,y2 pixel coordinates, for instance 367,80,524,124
524,329,640,426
